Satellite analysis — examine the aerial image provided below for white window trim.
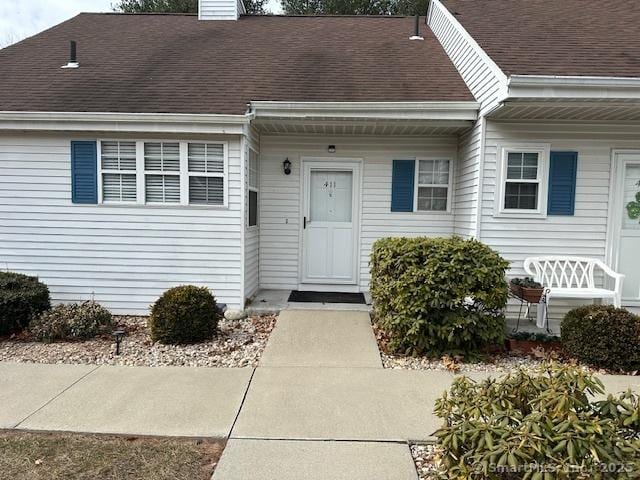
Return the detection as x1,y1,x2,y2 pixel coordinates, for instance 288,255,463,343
247,147,259,229
495,144,550,217
413,157,454,214
97,139,229,208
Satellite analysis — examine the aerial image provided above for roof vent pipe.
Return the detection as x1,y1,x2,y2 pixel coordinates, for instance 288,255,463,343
61,40,79,69
409,15,424,41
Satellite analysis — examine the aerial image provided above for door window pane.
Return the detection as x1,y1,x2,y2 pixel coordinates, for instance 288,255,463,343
309,170,352,222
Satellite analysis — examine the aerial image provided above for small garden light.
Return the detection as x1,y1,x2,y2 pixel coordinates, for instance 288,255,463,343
112,329,125,355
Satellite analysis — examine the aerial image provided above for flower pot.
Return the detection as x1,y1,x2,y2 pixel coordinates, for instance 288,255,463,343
520,286,545,304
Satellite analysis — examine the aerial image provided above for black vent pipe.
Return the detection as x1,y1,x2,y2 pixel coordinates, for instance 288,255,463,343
70,40,77,63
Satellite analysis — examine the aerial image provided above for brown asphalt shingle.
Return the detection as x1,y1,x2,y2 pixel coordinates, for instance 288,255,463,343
442,0,640,78
0,14,473,115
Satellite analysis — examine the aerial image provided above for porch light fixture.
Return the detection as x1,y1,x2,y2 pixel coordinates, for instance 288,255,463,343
328,145,336,153
112,329,125,355
283,158,292,175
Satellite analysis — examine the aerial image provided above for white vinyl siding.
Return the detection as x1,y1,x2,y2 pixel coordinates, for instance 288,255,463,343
199,0,241,20
453,120,484,238
258,135,458,291
243,126,261,300
428,0,507,116
0,132,244,314
480,120,640,322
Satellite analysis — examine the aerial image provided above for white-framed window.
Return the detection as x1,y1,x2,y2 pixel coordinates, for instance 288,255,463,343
97,139,228,207
144,142,180,203
414,158,453,212
100,141,137,202
188,143,225,205
497,145,549,215
248,148,259,227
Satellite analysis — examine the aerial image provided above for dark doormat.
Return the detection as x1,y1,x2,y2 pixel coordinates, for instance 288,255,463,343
288,290,366,304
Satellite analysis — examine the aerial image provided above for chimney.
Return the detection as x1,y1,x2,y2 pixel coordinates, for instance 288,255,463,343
61,40,79,68
409,15,424,41
199,0,246,20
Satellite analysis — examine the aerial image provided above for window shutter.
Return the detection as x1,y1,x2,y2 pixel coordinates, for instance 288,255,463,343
71,141,97,204
391,160,415,212
547,151,577,215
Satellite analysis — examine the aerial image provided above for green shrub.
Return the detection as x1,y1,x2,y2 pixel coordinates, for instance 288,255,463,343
149,285,219,344
0,271,51,335
434,363,640,479
562,305,640,372
30,300,112,342
370,237,509,355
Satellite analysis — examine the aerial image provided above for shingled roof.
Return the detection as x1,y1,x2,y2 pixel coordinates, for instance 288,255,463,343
0,14,473,115
441,0,640,78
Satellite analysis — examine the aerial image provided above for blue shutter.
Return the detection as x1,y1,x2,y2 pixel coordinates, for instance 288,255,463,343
391,159,415,212
547,151,577,215
71,141,98,204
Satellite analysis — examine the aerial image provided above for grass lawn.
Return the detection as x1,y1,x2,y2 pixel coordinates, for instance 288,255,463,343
0,430,224,479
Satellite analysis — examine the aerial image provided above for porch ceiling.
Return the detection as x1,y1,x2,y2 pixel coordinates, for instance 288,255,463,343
252,118,473,136
487,99,640,122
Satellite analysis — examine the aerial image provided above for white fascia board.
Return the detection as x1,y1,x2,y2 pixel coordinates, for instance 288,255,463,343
250,101,480,121
0,111,250,134
506,75,640,100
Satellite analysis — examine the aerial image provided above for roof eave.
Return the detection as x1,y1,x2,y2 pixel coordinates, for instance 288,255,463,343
0,111,251,134
250,101,480,121
505,75,640,101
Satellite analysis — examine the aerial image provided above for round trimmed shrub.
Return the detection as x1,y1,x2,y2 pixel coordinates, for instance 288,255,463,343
561,304,640,371
29,300,112,342
0,271,51,335
370,236,509,356
149,285,219,344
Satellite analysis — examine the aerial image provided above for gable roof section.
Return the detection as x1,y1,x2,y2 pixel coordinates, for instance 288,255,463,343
0,14,473,115
441,0,640,78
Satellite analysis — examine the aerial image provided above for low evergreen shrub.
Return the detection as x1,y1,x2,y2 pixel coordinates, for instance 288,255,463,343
370,236,509,355
149,285,219,344
561,304,640,372
434,363,640,479
30,300,112,342
0,271,50,335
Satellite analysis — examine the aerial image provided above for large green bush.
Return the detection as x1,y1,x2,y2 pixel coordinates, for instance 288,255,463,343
562,305,640,372
434,363,640,479
149,285,219,344
0,272,51,335
29,300,112,342
370,237,509,355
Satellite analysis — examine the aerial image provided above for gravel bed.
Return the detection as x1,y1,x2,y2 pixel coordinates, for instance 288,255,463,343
0,314,276,368
411,444,442,480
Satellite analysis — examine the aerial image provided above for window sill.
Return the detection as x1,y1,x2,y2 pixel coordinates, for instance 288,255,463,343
97,202,230,210
493,211,548,219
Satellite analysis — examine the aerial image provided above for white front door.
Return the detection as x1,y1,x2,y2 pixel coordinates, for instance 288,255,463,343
302,161,360,285
615,153,640,304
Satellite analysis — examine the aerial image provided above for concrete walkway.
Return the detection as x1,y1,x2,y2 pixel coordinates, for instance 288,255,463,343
2,309,640,480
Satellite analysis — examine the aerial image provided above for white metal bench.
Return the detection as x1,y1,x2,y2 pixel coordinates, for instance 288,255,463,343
523,256,625,309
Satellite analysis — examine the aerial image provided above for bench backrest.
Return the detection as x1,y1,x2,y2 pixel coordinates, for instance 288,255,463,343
523,256,600,290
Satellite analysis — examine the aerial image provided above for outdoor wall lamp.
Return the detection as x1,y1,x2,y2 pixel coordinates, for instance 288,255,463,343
328,145,336,153
283,158,292,175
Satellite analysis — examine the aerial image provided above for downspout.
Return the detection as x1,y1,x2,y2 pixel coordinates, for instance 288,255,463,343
474,116,487,241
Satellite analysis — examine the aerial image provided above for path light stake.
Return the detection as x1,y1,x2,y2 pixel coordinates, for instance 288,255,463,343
112,329,125,355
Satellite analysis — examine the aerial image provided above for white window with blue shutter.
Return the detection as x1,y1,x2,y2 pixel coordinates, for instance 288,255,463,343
92,139,228,207
391,158,453,212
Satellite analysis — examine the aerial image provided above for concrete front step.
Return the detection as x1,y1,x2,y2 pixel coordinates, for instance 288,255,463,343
212,439,418,480
259,309,382,368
